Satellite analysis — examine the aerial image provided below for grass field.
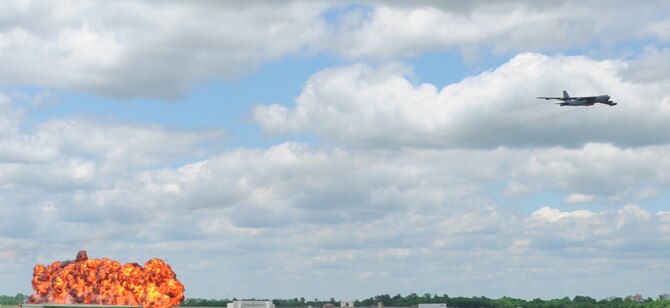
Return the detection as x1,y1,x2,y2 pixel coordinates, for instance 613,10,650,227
1,305,20,308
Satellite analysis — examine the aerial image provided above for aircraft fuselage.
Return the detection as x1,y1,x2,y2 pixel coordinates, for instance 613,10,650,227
559,95,616,106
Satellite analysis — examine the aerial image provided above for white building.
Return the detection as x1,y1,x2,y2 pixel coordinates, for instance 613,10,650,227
227,300,275,308
417,304,447,308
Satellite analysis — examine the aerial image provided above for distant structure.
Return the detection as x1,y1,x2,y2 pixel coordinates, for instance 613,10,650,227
340,301,354,307
323,304,336,308
416,304,447,308
227,300,275,308
625,294,644,303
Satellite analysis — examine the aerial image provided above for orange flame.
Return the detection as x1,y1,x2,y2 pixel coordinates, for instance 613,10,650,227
28,250,185,308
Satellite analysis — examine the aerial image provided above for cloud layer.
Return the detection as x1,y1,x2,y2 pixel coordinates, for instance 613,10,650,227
3,91,670,297
1,0,670,301
1,1,669,99
0,1,330,98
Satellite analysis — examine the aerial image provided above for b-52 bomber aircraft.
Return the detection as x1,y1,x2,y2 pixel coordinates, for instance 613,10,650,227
537,90,617,106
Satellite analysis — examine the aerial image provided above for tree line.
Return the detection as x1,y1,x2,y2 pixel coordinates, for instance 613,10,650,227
0,294,27,305
3,293,670,307
353,293,670,308
182,293,670,308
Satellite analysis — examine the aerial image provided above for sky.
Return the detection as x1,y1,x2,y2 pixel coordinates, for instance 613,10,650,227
1,0,670,302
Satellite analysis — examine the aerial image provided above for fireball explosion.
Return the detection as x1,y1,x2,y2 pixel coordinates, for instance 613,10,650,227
28,250,185,308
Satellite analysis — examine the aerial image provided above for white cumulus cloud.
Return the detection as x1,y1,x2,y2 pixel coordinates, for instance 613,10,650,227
254,53,670,149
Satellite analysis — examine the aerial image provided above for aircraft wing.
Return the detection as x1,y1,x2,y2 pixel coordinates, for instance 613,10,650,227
536,96,563,100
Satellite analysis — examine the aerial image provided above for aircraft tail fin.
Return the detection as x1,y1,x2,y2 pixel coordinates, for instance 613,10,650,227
563,90,570,99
